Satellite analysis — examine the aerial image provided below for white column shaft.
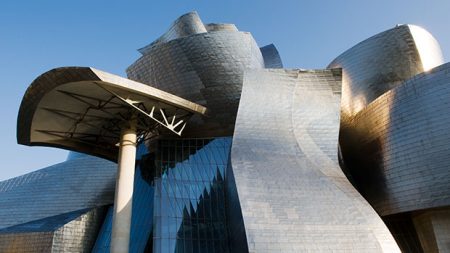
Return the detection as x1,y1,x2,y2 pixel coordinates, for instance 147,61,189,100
111,125,137,253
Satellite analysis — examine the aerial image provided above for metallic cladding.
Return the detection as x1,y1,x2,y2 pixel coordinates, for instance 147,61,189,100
205,23,238,32
0,207,107,252
408,25,444,71
17,67,206,162
51,207,106,252
138,11,207,55
93,138,232,252
127,13,264,137
0,208,95,233
227,68,400,252
0,231,53,252
260,44,283,68
0,155,116,229
412,208,450,252
328,24,443,122
339,63,450,216
329,24,450,251
10,9,450,252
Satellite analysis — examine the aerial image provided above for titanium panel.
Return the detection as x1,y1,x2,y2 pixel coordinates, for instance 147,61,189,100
205,23,238,32
51,207,106,252
339,63,450,216
413,208,450,253
0,207,106,253
17,67,206,161
328,24,443,122
228,69,399,252
0,231,53,252
383,213,424,253
138,11,207,55
127,13,265,137
0,154,116,229
260,44,283,68
0,208,94,233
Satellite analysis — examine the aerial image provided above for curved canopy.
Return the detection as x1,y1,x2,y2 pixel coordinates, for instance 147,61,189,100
17,67,207,161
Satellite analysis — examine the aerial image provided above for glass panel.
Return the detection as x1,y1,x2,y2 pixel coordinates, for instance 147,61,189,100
150,137,231,253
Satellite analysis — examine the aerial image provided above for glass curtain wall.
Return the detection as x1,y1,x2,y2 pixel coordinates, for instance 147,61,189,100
93,138,232,253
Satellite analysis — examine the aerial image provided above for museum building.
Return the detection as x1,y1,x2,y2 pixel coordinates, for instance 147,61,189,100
0,12,449,253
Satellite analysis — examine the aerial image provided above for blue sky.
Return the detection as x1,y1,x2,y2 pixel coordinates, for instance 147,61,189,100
1,0,449,180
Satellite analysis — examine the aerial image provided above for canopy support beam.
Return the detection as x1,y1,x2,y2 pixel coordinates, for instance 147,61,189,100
111,118,137,253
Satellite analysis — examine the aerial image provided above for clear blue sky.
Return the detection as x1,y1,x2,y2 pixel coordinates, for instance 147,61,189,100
1,0,449,181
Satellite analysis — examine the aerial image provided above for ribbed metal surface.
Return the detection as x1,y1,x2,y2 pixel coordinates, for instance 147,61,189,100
0,207,107,253
260,44,283,68
127,12,264,137
0,231,53,252
413,208,450,253
328,24,443,123
10,9,450,252
138,11,207,55
339,63,450,216
51,207,106,252
0,155,116,229
227,68,399,252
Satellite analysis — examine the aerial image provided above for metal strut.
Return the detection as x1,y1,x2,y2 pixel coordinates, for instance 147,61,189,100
96,84,187,136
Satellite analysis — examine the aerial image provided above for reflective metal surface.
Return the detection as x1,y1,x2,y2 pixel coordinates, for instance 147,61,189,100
10,10,450,252
0,206,107,252
51,207,106,252
17,67,206,161
328,24,443,123
227,69,399,252
0,154,115,230
412,207,450,253
0,231,54,252
339,63,450,216
332,25,450,252
127,12,265,137
0,153,115,252
260,44,283,68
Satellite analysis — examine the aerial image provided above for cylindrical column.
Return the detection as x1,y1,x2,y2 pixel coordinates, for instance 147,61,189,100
111,121,137,253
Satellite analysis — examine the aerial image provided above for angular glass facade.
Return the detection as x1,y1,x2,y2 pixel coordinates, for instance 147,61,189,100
93,145,155,252
93,138,231,253
10,10,450,253
152,138,231,253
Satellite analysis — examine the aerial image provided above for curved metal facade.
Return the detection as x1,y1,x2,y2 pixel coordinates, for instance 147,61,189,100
11,9,450,252
260,44,283,68
0,154,115,252
127,12,264,137
339,63,450,216
328,24,443,122
0,155,115,229
227,69,399,252
0,207,107,252
17,67,206,161
331,24,450,252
